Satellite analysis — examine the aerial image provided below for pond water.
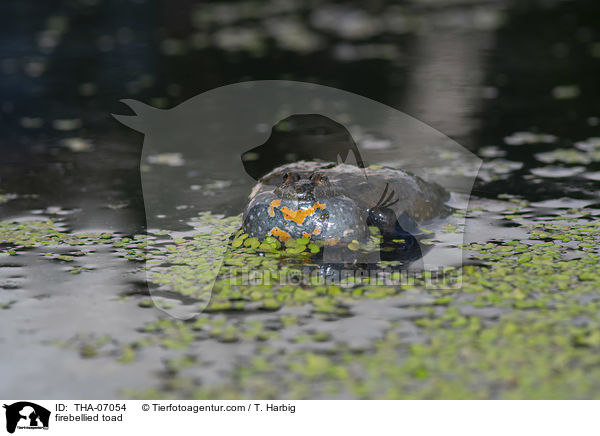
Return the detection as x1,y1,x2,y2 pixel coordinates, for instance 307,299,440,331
1,0,600,399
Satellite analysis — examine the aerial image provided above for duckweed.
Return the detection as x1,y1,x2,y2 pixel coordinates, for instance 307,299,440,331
6,200,600,399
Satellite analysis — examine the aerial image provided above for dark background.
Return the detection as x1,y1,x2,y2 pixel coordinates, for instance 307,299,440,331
1,0,599,231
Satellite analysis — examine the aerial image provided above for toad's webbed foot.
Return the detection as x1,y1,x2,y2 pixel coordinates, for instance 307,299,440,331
367,183,402,238
367,183,422,261
375,183,399,210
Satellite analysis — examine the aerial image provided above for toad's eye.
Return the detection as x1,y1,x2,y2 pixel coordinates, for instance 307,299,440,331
310,173,329,183
282,172,299,183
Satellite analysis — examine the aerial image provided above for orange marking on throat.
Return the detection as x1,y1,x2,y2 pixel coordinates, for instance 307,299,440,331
268,199,281,217
280,202,326,225
270,227,291,242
